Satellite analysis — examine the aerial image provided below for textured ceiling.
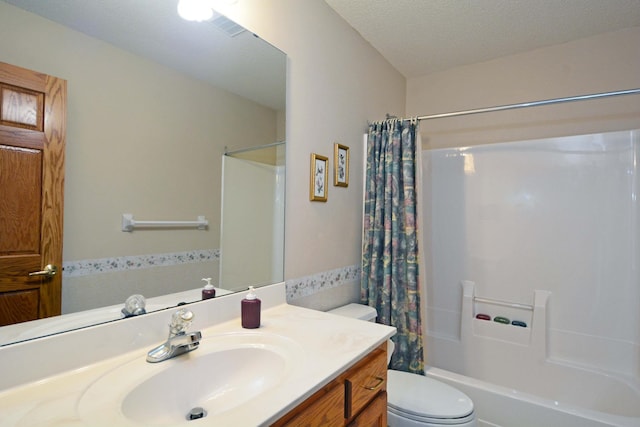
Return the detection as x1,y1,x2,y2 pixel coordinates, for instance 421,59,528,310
325,0,640,78
6,0,640,95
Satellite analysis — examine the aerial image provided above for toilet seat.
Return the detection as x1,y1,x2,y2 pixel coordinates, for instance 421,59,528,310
387,370,474,425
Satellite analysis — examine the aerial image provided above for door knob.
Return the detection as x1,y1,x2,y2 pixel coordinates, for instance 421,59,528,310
29,264,58,278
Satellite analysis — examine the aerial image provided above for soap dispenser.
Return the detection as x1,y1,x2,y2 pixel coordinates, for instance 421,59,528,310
201,278,216,300
241,286,261,329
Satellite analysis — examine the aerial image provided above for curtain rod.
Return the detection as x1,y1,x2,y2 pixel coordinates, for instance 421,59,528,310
407,88,640,122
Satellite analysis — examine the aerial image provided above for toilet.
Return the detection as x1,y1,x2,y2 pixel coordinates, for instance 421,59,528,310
328,304,477,427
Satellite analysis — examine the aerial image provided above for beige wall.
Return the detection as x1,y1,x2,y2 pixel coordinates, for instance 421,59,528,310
0,2,278,262
3,0,637,302
0,1,406,312
3,1,637,313
406,26,640,150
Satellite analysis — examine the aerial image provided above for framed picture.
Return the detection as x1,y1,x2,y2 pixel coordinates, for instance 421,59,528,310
334,143,349,187
310,153,328,202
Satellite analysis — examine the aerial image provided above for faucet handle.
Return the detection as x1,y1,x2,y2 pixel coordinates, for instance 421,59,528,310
121,294,146,317
169,308,194,335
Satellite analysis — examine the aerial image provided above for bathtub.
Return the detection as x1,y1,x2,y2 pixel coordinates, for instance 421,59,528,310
426,366,640,427
423,282,640,426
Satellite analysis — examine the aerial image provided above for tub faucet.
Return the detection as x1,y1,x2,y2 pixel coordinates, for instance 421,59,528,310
146,308,202,363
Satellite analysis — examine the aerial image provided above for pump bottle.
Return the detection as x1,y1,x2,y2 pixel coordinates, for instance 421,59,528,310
241,286,261,328
201,278,216,300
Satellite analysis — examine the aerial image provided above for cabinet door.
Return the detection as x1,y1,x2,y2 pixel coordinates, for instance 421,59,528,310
348,391,387,427
272,343,388,427
274,382,345,427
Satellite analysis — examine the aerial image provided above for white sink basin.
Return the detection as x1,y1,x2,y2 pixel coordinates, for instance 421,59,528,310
77,332,303,425
123,347,285,424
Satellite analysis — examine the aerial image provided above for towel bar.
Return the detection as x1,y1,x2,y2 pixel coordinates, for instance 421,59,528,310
121,214,208,232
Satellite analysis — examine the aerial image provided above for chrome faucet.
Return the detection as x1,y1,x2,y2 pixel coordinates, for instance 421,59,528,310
146,308,202,363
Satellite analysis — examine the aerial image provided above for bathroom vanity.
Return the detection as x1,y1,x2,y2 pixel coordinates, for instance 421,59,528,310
0,283,395,426
274,342,388,426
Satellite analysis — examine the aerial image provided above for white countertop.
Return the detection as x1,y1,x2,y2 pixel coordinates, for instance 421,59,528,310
0,302,395,426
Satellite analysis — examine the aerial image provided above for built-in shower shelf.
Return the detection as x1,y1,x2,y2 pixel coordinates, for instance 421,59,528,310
471,296,534,345
472,316,532,346
462,281,551,351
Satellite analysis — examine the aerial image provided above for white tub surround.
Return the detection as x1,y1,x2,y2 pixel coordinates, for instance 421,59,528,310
423,130,640,426
0,282,395,426
424,129,640,377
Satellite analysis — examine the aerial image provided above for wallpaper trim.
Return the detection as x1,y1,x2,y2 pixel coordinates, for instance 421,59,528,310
285,264,360,301
63,249,219,277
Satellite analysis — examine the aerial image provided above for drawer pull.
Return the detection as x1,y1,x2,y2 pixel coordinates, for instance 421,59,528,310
363,376,384,391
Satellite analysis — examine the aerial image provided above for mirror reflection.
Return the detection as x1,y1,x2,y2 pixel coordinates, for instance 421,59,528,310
0,0,286,345
221,142,285,289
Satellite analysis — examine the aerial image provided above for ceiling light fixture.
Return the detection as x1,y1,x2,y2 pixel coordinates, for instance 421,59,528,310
177,0,214,22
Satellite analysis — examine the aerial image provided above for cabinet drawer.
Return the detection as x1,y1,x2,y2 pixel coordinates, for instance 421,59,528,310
348,391,387,427
275,381,345,427
272,343,387,427
345,346,387,420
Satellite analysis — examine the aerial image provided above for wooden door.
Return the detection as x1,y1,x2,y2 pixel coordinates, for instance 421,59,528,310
0,62,66,326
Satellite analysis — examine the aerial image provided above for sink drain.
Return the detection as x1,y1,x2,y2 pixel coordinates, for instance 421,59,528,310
187,407,207,421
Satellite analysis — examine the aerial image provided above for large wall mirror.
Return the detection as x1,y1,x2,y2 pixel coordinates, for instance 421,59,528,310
0,0,286,345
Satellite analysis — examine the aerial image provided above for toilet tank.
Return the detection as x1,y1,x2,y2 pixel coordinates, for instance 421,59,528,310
328,303,394,363
328,303,377,322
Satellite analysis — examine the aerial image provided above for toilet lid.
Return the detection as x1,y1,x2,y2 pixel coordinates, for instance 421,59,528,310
387,370,474,420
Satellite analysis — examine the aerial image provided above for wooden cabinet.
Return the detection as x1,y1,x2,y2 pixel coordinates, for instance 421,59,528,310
348,391,387,427
272,381,345,426
273,343,387,427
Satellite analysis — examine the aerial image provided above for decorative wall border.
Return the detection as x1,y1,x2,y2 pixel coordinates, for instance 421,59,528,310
285,264,361,301
64,252,360,302
63,249,220,277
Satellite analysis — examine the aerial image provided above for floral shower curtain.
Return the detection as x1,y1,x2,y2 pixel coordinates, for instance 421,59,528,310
362,119,424,374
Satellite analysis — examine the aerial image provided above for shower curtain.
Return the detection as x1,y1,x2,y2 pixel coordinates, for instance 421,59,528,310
362,119,424,374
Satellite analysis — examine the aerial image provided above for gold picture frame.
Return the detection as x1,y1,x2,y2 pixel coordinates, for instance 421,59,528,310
334,143,349,187
310,153,328,202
